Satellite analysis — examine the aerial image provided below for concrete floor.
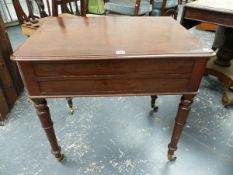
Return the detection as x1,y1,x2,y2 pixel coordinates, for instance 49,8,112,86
1,13,233,175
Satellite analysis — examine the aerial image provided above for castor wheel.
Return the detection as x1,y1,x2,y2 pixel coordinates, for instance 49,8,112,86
69,107,74,115
222,89,233,106
66,97,74,115
151,96,158,112
152,105,159,112
56,154,65,162
167,154,177,161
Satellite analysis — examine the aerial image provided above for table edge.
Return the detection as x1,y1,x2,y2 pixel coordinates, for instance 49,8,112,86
11,53,215,62
185,3,233,15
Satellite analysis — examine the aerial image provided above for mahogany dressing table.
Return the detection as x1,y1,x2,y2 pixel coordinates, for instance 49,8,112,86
12,16,214,161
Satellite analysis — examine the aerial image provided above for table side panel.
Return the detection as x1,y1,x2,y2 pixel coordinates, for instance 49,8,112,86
17,62,41,95
188,57,208,91
18,58,202,97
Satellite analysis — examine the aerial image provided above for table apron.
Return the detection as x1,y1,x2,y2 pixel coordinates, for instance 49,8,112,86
17,57,207,97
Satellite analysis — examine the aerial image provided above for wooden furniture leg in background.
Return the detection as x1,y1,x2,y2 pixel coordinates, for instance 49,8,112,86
168,94,195,161
80,0,87,16
32,98,64,161
151,95,158,112
206,27,233,106
215,28,233,67
66,97,74,114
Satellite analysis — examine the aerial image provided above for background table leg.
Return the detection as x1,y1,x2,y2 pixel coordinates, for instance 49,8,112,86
151,95,158,112
167,94,195,161
207,26,233,106
32,98,64,161
214,27,233,67
66,97,74,114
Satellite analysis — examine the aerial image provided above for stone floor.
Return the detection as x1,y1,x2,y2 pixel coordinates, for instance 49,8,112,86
0,12,233,175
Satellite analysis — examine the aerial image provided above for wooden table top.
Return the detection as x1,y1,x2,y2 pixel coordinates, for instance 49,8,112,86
186,0,233,14
12,16,214,61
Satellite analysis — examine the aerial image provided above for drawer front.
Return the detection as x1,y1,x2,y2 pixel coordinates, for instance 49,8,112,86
33,59,194,77
38,75,191,95
19,58,196,96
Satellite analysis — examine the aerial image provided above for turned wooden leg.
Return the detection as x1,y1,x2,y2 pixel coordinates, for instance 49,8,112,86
66,97,74,114
151,95,158,112
214,27,233,67
167,94,195,161
32,98,64,161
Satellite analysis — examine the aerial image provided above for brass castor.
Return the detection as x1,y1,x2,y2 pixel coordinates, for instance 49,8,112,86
222,88,233,106
56,154,65,162
66,98,74,115
152,105,159,112
151,96,158,112
167,154,177,161
69,107,74,115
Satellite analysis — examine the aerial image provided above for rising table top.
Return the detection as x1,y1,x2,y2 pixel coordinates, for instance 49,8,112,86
12,16,214,61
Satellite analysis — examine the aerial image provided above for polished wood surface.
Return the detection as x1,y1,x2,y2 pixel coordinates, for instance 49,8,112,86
181,0,233,106
12,16,214,161
13,17,213,61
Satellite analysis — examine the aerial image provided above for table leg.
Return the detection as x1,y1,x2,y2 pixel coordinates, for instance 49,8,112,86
168,94,195,161
151,95,158,112
35,0,48,17
66,97,74,114
214,27,233,67
32,98,64,161
80,0,87,16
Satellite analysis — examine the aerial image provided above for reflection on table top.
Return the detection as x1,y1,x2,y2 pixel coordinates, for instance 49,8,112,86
13,16,214,61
